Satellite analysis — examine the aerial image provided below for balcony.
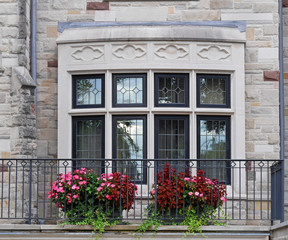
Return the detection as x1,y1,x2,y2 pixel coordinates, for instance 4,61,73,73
0,158,283,226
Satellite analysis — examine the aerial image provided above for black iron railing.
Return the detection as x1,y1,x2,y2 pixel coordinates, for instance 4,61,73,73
0,159,283,224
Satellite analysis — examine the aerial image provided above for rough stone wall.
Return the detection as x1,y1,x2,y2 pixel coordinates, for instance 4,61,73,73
0,0,35,159
36,0,280,160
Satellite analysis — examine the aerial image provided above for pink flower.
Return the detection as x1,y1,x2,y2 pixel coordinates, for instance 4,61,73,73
97,187,103,191
97,177,100,181
184,177,190,181
72,185,80,190
106,194,112,200
73,175,79,180
111,184,115,188
200,193,203,197
73,194,79,199
188,192,193,196
67,181,72,186
79,181,87,185
101,183,106,187
81,168,86,171
108,176,113,180
220,197,227,203
195,192,199,196
151,190,155,195
48,195,51,199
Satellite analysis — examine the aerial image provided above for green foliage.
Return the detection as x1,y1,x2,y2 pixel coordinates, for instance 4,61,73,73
135,206,228,240
134,211,163,240
62,209,119,240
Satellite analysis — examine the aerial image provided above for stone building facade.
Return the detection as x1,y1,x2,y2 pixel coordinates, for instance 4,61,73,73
0,0,288,227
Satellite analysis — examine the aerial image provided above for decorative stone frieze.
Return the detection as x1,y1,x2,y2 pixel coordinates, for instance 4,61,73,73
112,44,146,60
154,44,189,60
71,45,104,62
197,45,231,61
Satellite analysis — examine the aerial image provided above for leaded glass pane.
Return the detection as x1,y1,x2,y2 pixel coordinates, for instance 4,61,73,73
199,118,229,183
157,119,186,159
74,118,103,174
198,75,229,106
115,76,144,105
157,75,186,105
76,77,102,105
115,118,145,181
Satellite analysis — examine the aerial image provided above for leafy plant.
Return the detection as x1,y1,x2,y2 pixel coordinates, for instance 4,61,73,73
137,162,228,239
48,168,138,238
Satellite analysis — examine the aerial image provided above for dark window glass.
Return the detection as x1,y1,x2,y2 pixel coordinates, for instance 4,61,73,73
72,116,105,174
197,116,231,184
112,116,147,182
155,116,189,159
72,75,105,108
112,74,147,107
197,74,230,108
155,73,189,107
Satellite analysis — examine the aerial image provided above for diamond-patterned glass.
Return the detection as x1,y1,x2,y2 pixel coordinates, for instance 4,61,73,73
157,75,186,105
198,75,230,107
115,76,144,105
75,76,103,106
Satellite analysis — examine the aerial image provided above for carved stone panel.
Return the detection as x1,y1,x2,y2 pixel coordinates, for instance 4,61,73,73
112,44,146,60
197,45,231,61
71,45,104,62
154,44,189,60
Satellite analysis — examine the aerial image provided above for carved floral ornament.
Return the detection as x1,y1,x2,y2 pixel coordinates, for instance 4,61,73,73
154,44,189,60
112,44,146,60
197,45,231,61
71,46,104,61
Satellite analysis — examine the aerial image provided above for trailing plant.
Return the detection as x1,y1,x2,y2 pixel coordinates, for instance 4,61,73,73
134,209,163,240
137,162,228,239
48,168,138,238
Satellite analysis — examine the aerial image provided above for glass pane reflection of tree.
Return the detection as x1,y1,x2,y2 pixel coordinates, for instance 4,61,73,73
76,78,102,105
116,119,144,181
199,119,228,183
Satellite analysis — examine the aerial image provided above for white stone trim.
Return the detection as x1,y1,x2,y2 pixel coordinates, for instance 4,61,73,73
58,26,245,197
57,25,246,44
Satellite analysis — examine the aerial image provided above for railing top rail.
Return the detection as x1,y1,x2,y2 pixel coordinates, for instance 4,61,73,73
0,158,283,162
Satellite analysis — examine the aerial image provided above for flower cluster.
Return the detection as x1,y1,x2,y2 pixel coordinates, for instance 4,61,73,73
150,163,227,212
48,168,93,209
96,172,138,210
182,169,227,209
48,168,138,215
